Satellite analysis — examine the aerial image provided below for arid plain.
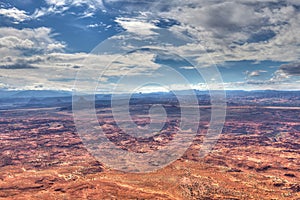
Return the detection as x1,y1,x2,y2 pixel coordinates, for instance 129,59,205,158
0,91,299,199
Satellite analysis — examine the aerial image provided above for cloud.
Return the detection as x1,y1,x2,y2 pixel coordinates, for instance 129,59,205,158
0,36,35,49
166,2,262,33
1,0,300,91
0,63,38,69
180,66,195,70
0,49,163,91
0,7,31,23
245,70,268,77
44,0,104,8
32,6,69,18
87,22,108,28
32,0,105,18
105,1,300,66
145,1,300,64
0,27,75,90
0,27,66,58
115,17,159,36
249,71,261,77
45,0,67,7
280,62,300,76
218,68,297,90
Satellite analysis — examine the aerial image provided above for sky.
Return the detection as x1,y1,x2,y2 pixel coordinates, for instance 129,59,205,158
0,0,299,92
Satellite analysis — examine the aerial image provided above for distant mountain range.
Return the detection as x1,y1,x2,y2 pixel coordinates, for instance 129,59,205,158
0,90,72,99
0,89,299,99
0,89,299,110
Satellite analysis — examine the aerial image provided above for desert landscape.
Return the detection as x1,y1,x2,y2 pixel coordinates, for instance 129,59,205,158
0,91,299,199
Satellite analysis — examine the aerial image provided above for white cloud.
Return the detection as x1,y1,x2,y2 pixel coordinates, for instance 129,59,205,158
0,27,75,90
180,66,195,70
0,7,31,23
0,44,164,91
33,0,105,18
245,69,261,78
0,27,66,58
87,22,107,28
43,0,104,8
45,0,67,7
115,17,159,36
246,70,267,77
0,36,35,49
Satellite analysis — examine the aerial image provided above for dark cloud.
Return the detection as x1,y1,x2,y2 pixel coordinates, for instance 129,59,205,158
247,80,270,85
34,84,43,88
280,62,300,76
16,57,44,64
0,63,38,69
102,0,169,13
247,29,276,43
48,78,74,82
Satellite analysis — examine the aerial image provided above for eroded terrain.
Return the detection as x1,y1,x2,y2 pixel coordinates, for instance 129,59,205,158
0,92,300,199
